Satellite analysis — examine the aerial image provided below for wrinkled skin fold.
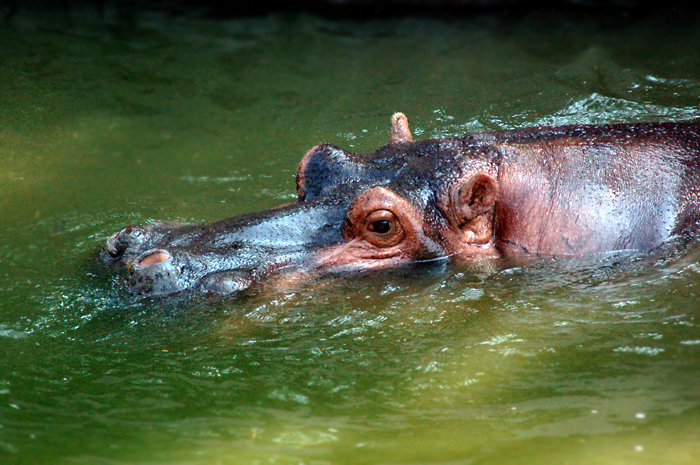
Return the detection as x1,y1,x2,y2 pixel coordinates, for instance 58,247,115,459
102,113,700,296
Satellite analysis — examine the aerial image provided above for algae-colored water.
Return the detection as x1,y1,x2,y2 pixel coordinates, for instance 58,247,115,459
1,7,699,464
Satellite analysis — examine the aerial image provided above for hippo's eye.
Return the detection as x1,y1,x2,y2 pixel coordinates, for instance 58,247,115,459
370,220,392,234
364,209,403,247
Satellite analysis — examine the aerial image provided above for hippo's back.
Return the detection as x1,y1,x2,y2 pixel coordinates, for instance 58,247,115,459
487,120,700,255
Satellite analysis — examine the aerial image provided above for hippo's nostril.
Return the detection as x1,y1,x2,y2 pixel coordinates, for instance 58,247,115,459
105,225,146,258
106,233,122,257
136,250,171,268
106,232,130,258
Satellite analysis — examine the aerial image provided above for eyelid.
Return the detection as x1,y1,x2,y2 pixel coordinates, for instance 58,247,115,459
366,209,395,225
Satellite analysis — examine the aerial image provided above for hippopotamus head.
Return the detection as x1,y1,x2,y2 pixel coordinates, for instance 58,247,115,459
103,114,502,296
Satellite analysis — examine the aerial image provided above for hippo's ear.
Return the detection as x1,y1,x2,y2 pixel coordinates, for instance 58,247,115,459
297,144,359,202
449,173,498,240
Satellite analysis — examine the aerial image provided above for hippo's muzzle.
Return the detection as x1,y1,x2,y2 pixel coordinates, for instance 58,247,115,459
103,199,349,296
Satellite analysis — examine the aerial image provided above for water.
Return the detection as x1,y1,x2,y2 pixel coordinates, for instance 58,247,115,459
1,6,700,464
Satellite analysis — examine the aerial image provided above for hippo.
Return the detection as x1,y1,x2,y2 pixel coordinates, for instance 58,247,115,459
103,113,700,296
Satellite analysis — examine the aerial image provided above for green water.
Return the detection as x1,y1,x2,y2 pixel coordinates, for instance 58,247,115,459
2,7,700,464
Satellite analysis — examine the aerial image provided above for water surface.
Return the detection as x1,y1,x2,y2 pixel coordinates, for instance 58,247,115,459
1,7,699,464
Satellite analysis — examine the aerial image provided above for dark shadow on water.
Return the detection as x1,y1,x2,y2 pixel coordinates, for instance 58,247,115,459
6,0,700,21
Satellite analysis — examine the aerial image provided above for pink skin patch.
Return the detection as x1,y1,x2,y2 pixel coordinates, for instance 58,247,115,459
136,251,171,268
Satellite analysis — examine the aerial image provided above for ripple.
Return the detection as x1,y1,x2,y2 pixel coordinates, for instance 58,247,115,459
0,324,28,339
613,346,666,356
536,93,700,127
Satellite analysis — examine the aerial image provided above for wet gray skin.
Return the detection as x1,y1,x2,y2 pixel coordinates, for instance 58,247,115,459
103,114,700,297
103,200,350,295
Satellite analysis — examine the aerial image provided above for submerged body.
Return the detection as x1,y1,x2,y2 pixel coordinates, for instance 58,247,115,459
103,114,700,296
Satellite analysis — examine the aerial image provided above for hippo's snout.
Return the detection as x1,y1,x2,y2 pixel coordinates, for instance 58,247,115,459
103,224,189,296
102,196,350,296
105,226,171,271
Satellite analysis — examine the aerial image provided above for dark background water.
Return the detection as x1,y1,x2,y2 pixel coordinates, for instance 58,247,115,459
1,4,699,464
